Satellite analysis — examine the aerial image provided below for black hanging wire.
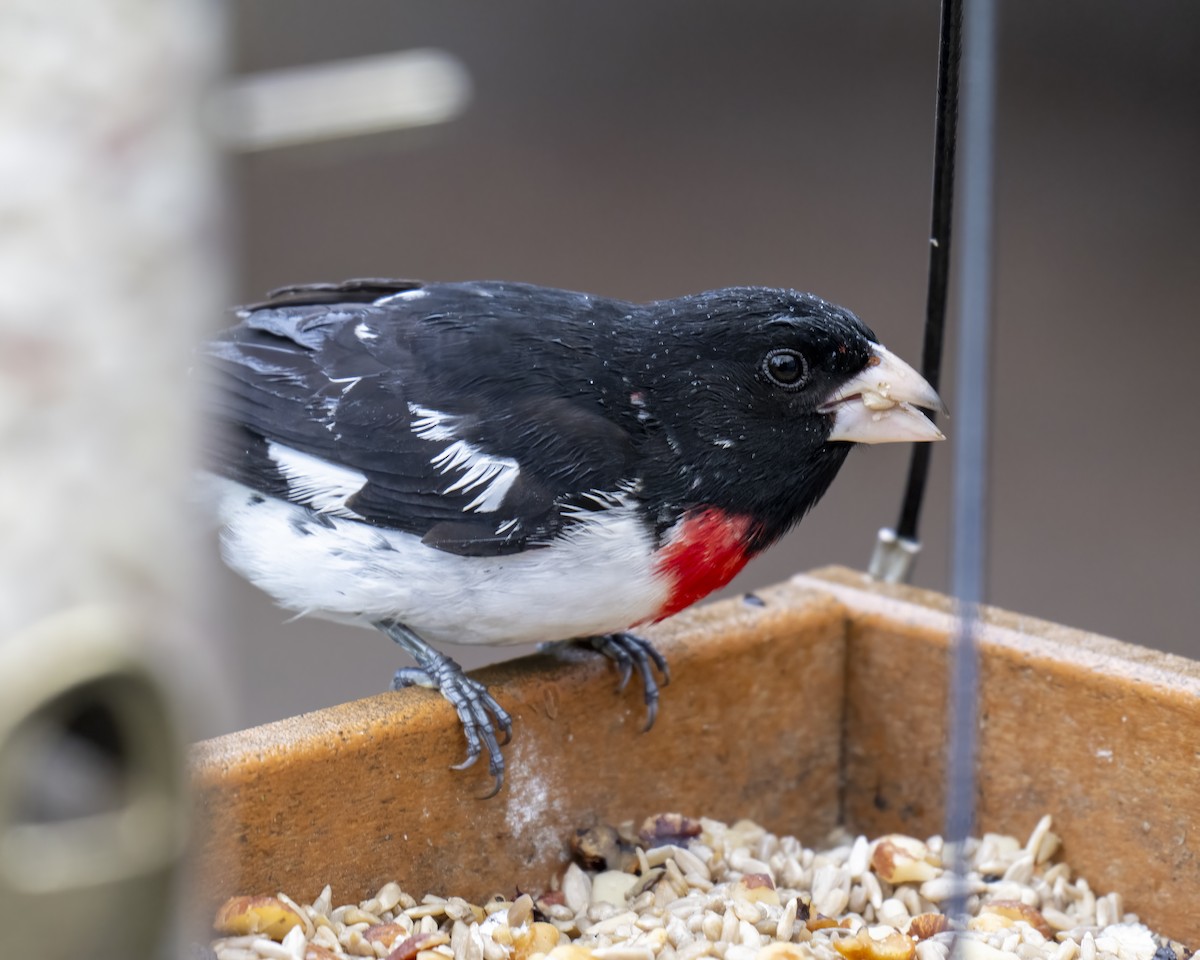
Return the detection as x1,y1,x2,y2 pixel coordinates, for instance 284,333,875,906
898,0,962,541
868,0,963,582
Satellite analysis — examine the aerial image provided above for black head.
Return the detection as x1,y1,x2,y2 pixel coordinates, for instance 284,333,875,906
625,287,891,548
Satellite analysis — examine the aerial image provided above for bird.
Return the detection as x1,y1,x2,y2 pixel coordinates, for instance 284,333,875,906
202,278,944,796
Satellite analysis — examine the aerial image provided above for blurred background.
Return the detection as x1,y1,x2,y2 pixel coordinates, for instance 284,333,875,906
201,0,1200,737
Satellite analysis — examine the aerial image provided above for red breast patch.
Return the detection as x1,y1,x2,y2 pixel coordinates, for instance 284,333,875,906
651,509,756,620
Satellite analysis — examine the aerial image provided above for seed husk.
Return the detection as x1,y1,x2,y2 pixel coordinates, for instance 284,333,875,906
208,815,1191,960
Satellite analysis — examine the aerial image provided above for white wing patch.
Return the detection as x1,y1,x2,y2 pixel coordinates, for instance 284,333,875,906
267,442,366,518
354,322,378,342
329,375,362,393
316,377,363,435
408,403,520,513
559,483,640,526
377,287,428,304
432,441,520,512
408,403,459,441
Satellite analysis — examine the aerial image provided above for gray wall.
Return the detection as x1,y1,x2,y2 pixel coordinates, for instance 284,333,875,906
202,1,1200,736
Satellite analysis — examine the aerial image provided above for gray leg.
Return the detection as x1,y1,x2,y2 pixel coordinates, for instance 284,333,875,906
376,620,512,798
585,633,671,731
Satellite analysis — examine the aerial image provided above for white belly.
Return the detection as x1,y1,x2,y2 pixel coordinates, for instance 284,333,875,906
215,480,671,646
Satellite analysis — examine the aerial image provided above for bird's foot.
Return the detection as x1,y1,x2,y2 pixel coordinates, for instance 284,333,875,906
585,632,671,731
380,621,512,798
391,663,512,797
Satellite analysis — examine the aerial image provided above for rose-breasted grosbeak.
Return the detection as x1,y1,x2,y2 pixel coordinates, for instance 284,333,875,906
204,279,943,795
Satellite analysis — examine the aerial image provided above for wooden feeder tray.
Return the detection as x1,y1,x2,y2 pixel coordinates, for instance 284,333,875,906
190,567,1200,944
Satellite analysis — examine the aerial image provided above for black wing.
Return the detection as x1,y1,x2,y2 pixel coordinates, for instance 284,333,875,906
203,279,645,555
242,278,426,310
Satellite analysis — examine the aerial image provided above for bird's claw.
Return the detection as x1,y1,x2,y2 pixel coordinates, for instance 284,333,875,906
587,632,671,731
392,660,513,799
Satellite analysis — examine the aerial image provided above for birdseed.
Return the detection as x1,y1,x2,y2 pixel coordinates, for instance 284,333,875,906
206,814,1193,960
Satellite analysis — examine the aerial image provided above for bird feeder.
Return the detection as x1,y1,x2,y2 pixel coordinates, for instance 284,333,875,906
190,566,1200,947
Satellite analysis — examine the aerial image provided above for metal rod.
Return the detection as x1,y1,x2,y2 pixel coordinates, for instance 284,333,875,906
946,0,997,923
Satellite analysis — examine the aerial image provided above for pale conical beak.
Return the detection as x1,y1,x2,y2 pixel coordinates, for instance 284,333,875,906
821,343,946,444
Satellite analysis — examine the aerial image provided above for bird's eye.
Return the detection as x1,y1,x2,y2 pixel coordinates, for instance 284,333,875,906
762,349,809,390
